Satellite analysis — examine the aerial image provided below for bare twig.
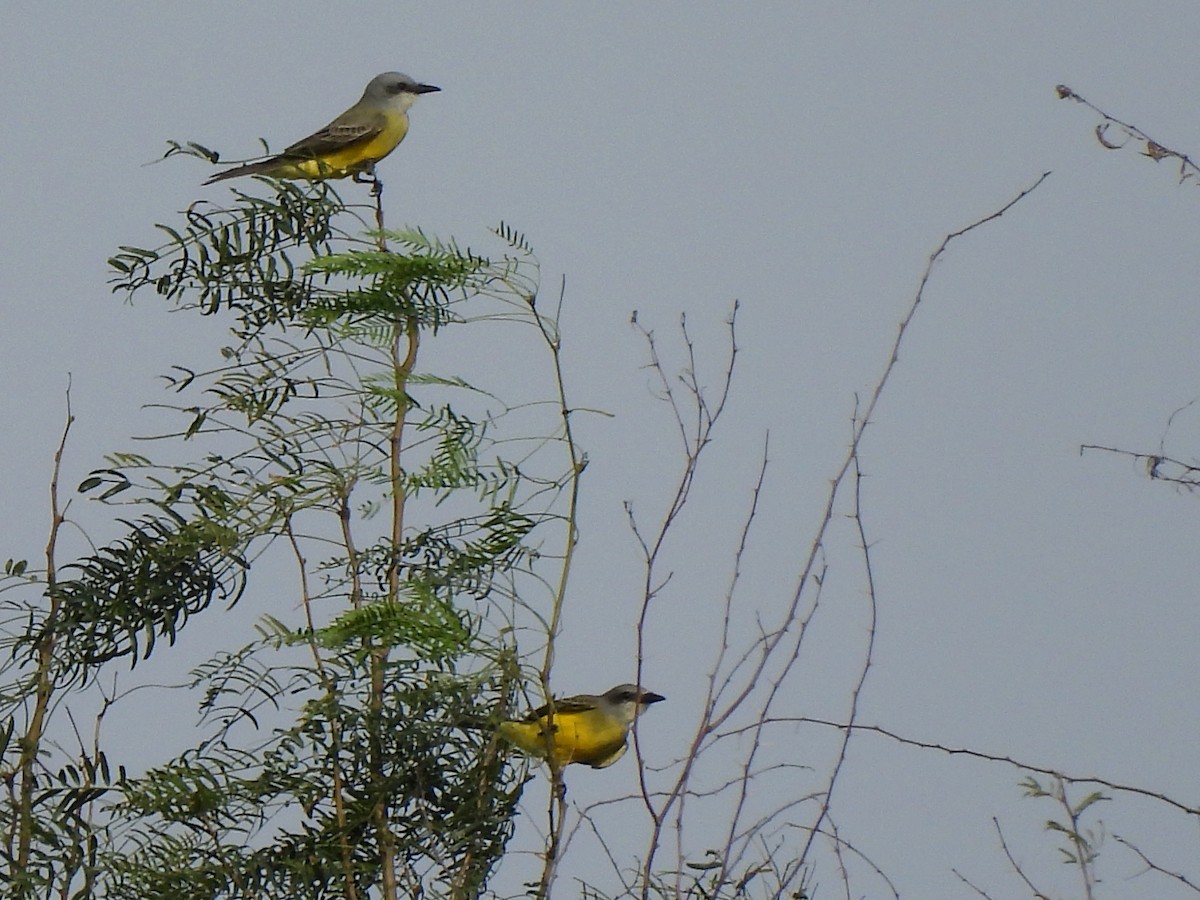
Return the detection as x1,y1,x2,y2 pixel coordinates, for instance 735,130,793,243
1081,443,1200,491
749,716,1200,818
1114,833,1200,894
993,817,1051,899
793,439,880,882
952,866,1001,899
1057,84,1200,184
616,175,1051,899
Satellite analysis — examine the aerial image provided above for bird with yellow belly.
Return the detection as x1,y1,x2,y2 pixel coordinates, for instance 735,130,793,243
497,684,665,769
205,71,439,184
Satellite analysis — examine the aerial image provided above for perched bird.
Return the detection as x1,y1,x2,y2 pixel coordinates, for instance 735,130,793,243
497,684,665,769
205,71,439,184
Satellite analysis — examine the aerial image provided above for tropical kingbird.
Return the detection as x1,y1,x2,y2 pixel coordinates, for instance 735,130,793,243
497,684,665,769
205,71,439,184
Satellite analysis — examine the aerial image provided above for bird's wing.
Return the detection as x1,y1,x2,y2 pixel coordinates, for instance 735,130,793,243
588,742,628,769
278,108,389,159
523,695,598,721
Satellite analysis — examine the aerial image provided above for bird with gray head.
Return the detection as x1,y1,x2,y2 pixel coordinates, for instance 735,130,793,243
205,71,439,184
497,683,666,769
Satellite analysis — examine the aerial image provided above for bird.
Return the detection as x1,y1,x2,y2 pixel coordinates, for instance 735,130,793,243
497,684,665,769
205,71,440,184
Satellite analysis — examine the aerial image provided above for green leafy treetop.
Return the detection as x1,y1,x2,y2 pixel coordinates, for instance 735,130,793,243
1,179,577,900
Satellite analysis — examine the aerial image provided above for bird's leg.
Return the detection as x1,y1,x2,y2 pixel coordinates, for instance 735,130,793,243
354,162,385,200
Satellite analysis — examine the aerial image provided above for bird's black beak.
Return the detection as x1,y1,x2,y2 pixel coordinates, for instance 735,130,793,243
640,691,665,705
413,83,441,94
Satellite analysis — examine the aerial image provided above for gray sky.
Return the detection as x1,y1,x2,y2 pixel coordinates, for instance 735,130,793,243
4,3,1200,896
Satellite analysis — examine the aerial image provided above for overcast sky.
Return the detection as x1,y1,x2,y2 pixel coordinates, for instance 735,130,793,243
4,4,1200,896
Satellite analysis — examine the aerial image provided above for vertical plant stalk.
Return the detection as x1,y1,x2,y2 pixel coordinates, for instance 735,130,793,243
531,282,585,899
794,450,879,879
288,516,360,900
370,311,418,900
16,394,74,880
368,186,417,900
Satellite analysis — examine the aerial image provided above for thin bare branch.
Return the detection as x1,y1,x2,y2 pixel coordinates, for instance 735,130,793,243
1057,84,1200,184
1114,833,1200,894
993,817,1052,900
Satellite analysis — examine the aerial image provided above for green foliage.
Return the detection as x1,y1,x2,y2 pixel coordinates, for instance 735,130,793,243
34,512,247,681
102,665,522,900
3,178,562,897
300,229,487,332
109,181,351,335
394,507,540,598
1021,775,1108,873
313,590,471,659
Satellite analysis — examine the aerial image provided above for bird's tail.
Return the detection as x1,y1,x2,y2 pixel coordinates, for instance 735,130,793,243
204,160,277,185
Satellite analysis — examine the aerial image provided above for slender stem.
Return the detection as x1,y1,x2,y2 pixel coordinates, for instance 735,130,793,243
288,516,359,900
372,313,418,900
16,391,74,882
532,279,583,899
368,187,416,900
